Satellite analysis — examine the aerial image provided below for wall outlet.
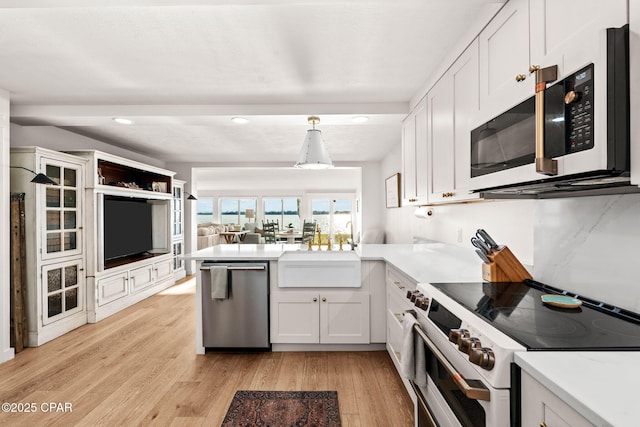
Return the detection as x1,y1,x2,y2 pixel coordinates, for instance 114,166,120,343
457,228,463,243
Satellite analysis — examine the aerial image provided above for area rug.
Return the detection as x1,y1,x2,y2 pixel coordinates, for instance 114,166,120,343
221,390,342,427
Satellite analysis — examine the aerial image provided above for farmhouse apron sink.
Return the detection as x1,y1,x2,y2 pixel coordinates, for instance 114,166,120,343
277,251,361,287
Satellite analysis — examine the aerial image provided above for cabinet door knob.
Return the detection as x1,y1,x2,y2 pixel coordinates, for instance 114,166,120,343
515,74,527,82
322,297,327,302
540,423,547,427
313,297,318,302
529,64,540,73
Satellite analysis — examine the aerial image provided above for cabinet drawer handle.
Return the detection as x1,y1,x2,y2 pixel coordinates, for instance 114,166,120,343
393,281,405,290
322,297,327,302
313,297,318,302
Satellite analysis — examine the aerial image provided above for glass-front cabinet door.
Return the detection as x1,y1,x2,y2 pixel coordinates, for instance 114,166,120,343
42,258,85,325
42,157,83,260
173,241,184,271
172,183,183,238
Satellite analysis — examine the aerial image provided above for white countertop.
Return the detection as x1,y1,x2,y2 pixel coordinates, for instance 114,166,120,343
515,351,640,427
184,242,485,283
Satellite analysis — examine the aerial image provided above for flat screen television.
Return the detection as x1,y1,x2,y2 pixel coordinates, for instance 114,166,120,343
103,196,153,262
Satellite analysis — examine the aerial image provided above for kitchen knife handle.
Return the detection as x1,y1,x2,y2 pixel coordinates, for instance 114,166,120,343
476,229,498,249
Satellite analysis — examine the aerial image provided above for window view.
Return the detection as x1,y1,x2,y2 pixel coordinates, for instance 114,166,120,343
263,197,301,229
221,198,257,225
196,198,214,224
311,198,353,243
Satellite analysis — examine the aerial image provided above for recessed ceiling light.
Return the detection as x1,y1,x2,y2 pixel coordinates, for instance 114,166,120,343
112,117,134,125
231,117,249,124
351,116,369,123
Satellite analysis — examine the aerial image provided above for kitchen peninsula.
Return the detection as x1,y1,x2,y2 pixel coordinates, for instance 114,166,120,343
185,242,640,427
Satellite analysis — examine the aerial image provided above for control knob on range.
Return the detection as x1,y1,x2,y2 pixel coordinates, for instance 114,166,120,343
469,347,495,370
448,328,470,344
414,297,429,311
410,292,423,303
458,337,482,354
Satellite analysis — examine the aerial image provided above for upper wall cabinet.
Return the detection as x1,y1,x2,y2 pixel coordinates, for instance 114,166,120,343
427,39,480,204
401,97,428,206
477,0,628,128
529,0,627,79
478,0,531,124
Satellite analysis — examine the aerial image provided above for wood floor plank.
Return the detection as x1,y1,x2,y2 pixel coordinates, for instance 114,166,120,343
0,276,413,426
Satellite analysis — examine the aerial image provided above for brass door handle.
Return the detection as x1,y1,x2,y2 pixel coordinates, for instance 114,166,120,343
322,297,327,302
313,297,318,302
533,65,559,176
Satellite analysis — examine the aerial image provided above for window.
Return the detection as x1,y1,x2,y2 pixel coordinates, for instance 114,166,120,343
220,198,257,225
311,197,354,243
263,197,301,229
196,198,214,224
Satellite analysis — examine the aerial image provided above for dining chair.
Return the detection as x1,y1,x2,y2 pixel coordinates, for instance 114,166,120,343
301,220,316,244
262,222,277,243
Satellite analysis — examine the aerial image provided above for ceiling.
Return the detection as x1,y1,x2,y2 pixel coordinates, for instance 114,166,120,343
2,0,505,164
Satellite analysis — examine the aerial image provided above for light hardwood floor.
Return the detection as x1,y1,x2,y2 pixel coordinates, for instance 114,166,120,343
0,277,414,426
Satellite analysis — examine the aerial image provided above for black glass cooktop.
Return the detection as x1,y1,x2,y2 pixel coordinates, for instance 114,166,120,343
428,279,640,351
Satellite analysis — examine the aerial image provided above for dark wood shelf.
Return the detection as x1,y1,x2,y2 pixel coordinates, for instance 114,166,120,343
98,160,171,193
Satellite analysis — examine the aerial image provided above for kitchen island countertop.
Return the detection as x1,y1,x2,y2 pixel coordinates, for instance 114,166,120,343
184,242,485,284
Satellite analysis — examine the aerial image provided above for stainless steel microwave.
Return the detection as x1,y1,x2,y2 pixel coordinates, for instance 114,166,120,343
469,25,634,198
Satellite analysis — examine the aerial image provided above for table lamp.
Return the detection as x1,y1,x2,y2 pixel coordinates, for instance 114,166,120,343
245,208,255,222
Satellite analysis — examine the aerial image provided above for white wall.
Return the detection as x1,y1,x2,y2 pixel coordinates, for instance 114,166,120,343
10,124,166,169
1,89,14,362
380,143,535,265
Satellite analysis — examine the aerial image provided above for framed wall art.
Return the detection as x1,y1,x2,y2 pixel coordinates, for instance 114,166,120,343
385,173,400,208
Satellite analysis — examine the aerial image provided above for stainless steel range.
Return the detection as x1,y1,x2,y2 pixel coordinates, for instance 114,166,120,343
404,279,640,427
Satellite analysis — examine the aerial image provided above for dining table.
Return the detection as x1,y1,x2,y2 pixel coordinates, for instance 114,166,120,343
275,230,302,243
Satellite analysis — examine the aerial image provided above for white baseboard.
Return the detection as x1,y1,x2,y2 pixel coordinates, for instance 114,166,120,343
271,343,386,352
0,347,15,363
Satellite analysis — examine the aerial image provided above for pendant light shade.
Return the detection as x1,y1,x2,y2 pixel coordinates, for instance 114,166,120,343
10,166,58,185
295,116,333,169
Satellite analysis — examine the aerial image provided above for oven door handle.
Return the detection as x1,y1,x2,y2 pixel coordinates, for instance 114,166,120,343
413,323,491,401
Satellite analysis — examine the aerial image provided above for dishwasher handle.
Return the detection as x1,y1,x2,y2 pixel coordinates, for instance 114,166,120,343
200,264,266,271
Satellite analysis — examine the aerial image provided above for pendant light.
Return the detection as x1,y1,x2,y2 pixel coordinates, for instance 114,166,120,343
295,116,333,169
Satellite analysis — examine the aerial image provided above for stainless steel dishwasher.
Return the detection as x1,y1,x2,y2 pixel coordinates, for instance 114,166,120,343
200,261,270,350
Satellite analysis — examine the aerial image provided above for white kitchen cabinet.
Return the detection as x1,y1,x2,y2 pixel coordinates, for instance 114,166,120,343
401,97,429,206
529,0,627,80
427,39,480,204
521,371,593,427
271,290,370,344
478,0,531,124
385,265,417,399
10,147,88,347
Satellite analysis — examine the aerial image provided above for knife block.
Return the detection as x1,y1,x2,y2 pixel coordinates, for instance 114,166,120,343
481,246,532,282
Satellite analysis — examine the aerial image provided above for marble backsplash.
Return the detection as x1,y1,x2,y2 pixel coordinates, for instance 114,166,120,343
534,193,640,313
